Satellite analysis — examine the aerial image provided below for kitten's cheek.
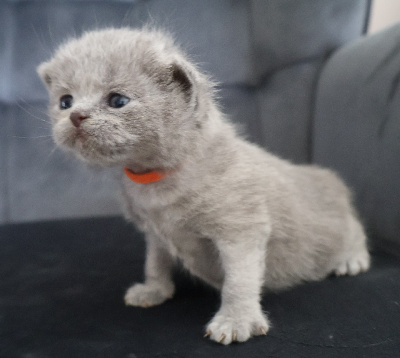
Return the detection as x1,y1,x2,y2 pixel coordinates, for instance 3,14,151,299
53,131,69,150
52,121,73,148
52,126,63,145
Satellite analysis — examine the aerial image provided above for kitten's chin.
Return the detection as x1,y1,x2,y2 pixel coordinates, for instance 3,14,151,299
78,154,123,168
68,146,128,168
53,127,129,167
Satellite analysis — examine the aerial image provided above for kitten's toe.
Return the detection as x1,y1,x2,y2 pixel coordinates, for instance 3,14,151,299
124,282,174,307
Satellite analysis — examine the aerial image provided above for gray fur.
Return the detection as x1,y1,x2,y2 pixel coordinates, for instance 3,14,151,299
38,28,370,345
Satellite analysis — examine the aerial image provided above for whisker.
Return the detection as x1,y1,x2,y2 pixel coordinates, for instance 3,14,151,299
31,23,49,55
17,97,49,115
44,144,60,165
10,135,53,139
15,101,52,125
47,19,58,49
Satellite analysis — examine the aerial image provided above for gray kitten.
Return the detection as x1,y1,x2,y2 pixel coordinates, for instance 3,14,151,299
38,28,370,345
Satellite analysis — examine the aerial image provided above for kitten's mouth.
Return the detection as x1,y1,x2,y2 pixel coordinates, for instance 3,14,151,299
54,120,134,167
57,126,93,151
58,126,128,165
73,127,89,141
69,125,96,144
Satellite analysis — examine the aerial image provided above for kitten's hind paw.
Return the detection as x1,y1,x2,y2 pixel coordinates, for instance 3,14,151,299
334,251,370,276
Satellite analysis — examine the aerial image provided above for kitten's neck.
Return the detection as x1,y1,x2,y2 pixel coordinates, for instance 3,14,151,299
123,163,157,175
123,167,171,184
124,106,234,184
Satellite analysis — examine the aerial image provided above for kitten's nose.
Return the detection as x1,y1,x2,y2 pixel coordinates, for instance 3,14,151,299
70,111,89,128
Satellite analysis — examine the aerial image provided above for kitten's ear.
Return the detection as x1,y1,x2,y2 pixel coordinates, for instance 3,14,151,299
160,62,193,101
37,61,53,88
169,63,192,96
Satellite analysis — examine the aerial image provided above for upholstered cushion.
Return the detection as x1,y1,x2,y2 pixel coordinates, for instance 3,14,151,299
314,24,400,250
0,0,369,224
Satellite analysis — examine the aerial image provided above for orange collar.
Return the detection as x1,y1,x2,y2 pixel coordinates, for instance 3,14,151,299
124,167,169,184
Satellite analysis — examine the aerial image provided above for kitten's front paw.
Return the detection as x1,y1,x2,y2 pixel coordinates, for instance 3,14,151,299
124,282,174,308
205,310,269,345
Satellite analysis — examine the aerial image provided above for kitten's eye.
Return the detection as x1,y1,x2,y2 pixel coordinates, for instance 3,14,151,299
60,95,73,110
108,93,130,108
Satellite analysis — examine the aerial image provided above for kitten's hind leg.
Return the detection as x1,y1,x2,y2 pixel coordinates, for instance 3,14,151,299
125,235,175,307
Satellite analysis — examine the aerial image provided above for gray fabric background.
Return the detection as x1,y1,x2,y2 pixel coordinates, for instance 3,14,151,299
1,0,399,251
314,23,400,251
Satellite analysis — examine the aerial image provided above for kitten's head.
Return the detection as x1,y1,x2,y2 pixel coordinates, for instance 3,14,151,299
38,28,212,171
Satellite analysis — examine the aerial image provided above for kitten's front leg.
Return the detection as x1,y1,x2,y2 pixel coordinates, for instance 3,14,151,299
125,234,175,308
205,231,270,345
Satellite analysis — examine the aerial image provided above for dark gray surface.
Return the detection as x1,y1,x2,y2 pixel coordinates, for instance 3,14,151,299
0,0,373,225
314,24,400,250
1,216,400,357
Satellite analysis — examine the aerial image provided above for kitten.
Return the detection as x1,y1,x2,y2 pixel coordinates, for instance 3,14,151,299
38,28,370,345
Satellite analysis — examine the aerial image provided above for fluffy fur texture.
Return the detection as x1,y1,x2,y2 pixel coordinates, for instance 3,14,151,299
38,28,370,345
